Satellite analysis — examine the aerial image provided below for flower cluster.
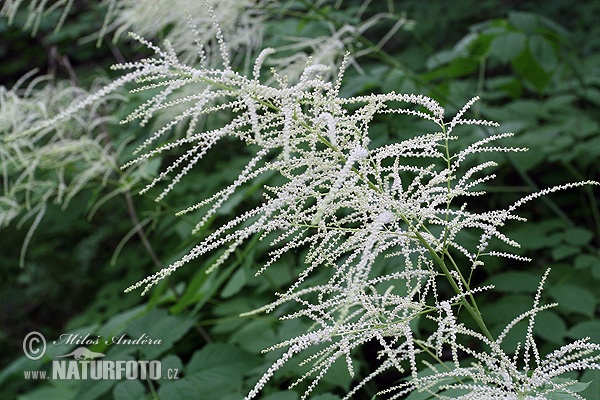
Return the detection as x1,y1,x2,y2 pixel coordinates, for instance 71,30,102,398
380,270,600,400
12,8,599,398
1,0,268,59
82,33,597,398
0,73,128,265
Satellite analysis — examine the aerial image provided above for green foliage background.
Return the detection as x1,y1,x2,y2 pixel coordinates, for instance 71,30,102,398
1,1,599,399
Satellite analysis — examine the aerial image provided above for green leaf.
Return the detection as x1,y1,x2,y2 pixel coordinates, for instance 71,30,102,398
568,321,600,343
511,45,551,93
220,267,247,298
124,308,195,359
529,35,557,72
490,31,526,63
311,394,342,400
404,361,460,400
17,380,79,400
230,318,277,353
574,254,600,270
157,379,203,400
549,284,596,317
186,343,260,377
579,369,600,400
112,380,145,400
72,379,115,400
98,305,147,342
508,221,562,250
157,343,261,400
262,392,299,400
320,355,356,391
422,57,478,80
157,354,184,384
551,245,579,261
483,272,542,293
509,11,539,33
534,310,566,344
170,254,237,314
543,378,591,399
562,227,593,246
485,76,523,98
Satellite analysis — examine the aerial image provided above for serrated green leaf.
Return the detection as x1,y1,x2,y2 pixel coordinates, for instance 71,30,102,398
543,379,591,399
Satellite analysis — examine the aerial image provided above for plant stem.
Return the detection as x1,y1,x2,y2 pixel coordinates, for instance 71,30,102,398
409,226,493,341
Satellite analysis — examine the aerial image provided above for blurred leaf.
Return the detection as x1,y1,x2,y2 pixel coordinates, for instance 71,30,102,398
311,395,342,400
112,380,146,400
567,321,600,343
125,308,195,359
529,35,557,72
186,343,260,376
485,76,523,98
483,272,542,293
508,221,563,250
579,369,600,400
15,378,79,400
562,227,593,246
544,380,590,400
157,379,202,400
511,45,551,92
221,266,247,298
262,392,299,400
549,283,596,317
490,31,526,63
508,11,538,34
574,254,600,270
157,354,184,384
158,343,262,400
170,255,237,314
76,376,115,400
551,245,580,261
230,318,277,353
533,310,567,344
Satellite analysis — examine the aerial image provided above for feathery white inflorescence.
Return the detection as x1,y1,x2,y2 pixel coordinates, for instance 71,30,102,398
13,17,598,398
95,35,597,397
